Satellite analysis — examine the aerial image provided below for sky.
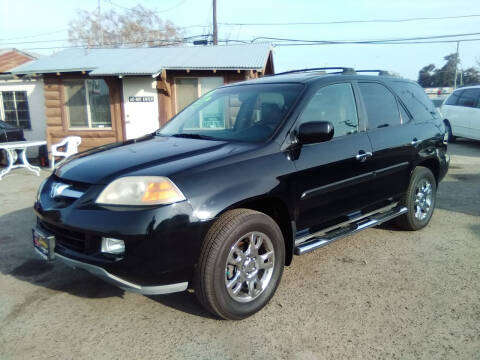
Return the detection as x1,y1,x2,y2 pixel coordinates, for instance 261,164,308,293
1,0,479,80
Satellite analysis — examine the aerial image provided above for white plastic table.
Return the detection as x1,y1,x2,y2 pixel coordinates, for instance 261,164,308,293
0,140,47,180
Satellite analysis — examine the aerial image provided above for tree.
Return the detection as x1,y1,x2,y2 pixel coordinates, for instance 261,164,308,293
68,4,184,48
417,53,480,87
462,67,480,86
434,53,458,87
418,64,436,87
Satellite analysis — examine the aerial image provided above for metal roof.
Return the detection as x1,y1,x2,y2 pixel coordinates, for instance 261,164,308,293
11,44,273,76
0,48,37,73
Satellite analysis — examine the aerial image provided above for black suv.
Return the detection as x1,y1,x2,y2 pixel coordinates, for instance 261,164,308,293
33,68,449,320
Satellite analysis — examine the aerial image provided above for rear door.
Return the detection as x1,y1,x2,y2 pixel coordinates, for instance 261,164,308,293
357,81,413,203
293,82,374,231
443,89,471,137
456,88,480,140
471,89,480,140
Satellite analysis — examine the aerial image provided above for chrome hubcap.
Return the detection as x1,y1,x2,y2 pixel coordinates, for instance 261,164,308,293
414,179,433,220
225,231,275,303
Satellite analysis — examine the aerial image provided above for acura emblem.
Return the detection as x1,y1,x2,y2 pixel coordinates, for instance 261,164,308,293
50,182,70,198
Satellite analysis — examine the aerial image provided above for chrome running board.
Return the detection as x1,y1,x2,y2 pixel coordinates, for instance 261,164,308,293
294,205,408,255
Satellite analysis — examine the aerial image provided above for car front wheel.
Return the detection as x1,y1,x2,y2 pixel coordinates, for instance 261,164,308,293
195,209,285,320
444,121,456,143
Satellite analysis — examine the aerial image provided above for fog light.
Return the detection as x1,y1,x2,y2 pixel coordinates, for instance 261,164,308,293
101,237,125,255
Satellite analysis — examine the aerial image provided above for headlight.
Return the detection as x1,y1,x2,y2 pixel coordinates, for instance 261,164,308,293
96,176,186,206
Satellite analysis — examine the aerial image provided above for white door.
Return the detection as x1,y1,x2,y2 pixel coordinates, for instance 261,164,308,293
444,88,480,138
122,78,160,139
469,90,480,140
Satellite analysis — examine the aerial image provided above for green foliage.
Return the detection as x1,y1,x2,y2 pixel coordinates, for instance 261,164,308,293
417,53,480,87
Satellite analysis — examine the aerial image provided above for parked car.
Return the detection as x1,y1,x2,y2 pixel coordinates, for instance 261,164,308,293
0,120,25,164
441,85,480,142
33,68,449,320
0,119,25,143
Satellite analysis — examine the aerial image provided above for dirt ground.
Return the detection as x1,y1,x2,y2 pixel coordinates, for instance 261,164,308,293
0,140,479,360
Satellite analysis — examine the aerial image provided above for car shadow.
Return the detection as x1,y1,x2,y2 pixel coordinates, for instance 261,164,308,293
436,172,480,217
146,292,218,320
0,206,216,318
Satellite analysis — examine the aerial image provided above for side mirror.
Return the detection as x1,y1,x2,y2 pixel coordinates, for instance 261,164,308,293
297,121,334,145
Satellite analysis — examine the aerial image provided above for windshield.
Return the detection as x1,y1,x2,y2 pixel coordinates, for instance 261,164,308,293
158,83,303,142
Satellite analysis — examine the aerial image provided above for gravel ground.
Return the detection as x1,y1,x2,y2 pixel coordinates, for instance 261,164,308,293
0,140,479,360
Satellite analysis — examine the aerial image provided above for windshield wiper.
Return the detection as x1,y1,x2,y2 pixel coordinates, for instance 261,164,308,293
170,133,217,140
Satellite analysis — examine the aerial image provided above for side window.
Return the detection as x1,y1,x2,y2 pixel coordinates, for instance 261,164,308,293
359,82,400,129
298,83,359,137
445,90,462,106
457,89,480,108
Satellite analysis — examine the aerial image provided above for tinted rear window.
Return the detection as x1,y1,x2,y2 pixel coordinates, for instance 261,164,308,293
390,81,438,121
359,82,400,129
445,90,462,106
456,88,480,108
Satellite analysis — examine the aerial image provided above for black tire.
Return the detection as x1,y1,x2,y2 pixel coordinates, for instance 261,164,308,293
396,166,437,231
195,208,285,320
444,121,456,143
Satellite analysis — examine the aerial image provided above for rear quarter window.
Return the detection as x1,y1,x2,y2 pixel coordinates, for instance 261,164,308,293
390,81,438,122
456,88,480,108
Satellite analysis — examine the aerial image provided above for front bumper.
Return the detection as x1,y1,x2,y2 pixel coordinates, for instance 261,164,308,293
34,175,215,289
56,253,188,295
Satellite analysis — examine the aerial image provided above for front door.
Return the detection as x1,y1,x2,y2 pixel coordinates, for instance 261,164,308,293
122,78,160,139
293,82,374,232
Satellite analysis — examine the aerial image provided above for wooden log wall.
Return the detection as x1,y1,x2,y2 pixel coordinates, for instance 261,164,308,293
43,75,124,156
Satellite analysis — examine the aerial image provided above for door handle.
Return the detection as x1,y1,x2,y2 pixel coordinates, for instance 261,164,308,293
411,138,422,145
356,151,373,162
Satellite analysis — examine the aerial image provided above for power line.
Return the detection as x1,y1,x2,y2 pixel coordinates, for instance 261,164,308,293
10,31,480,50
274,38,480,46
16,36,480,51
0,26,213,46
220,14,480,26
7,31,480,47
17,35,209,50
251,32,480,44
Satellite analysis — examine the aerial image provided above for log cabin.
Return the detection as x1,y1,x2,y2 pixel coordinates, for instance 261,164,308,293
11,44,274,157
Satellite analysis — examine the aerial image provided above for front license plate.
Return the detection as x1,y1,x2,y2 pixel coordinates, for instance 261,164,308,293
32,227,56,261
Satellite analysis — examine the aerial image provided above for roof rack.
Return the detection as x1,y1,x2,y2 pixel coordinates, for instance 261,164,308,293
356,70,391,76
275,67,356,76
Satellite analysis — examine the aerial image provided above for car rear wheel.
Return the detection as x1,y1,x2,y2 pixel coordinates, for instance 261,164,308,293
195,209,285,320
396,166,437,231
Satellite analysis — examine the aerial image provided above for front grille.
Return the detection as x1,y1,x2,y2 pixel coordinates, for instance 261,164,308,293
48,176,90,205
39,220,100,254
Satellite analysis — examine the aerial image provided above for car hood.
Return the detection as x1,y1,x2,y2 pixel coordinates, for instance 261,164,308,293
55,135,245,184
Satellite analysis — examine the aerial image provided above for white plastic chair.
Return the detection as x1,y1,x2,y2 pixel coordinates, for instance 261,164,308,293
50,136,82,169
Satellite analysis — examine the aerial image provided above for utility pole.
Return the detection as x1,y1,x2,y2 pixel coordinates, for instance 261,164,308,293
454,41,459,88
213,0,218,45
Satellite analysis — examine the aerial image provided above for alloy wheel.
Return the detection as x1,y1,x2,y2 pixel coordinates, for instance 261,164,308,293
225,231,275,303
414,179,433,220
